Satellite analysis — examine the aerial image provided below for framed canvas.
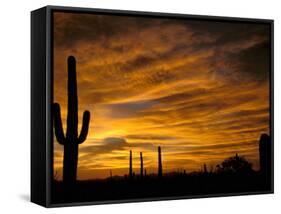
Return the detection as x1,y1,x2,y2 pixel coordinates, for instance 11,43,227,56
31,6,274,207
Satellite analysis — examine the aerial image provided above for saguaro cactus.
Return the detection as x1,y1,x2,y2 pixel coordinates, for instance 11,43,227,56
129,150,133,178
158,146,162,177
53,56,90,185
140,152,143,178
259,134,271,174
203,163,208,174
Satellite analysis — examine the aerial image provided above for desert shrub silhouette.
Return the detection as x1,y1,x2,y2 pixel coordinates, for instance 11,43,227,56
216,154,253,174
53,56,90,185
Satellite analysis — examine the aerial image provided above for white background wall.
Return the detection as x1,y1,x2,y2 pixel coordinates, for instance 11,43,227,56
0,0,279,213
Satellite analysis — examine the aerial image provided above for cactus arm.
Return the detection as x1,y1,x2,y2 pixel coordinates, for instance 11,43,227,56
53,103,66,145
77,110,90,144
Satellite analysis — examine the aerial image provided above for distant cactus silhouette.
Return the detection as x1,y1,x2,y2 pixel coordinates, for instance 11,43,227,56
158,146,162,177
259,133,271,188
203,163,208,173
144,169,147,177
140,152,143,178
129,150,133,178
53,56,90,185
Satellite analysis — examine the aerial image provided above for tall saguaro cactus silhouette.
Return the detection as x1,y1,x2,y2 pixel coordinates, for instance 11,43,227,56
53,56,90,185
158,146,162,177
129,150,133,178
140,152,143,178
259,134,271,174
259,133,271,188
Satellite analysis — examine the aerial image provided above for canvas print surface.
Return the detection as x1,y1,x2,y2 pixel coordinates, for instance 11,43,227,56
51,10,272,204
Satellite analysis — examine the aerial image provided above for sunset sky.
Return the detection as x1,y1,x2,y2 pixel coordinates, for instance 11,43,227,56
53,11,270,180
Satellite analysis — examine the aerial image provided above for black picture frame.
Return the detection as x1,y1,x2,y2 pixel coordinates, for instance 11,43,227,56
31,5,274,208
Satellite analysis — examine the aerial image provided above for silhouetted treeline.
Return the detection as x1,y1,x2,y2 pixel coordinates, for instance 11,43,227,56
52,133,272,204
52,164,268,204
